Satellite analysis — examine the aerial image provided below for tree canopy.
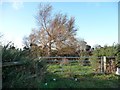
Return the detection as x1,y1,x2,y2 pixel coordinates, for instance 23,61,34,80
23,4,78,57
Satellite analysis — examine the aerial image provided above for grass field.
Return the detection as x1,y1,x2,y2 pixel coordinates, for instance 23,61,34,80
3,61,119,88
37,62,119,88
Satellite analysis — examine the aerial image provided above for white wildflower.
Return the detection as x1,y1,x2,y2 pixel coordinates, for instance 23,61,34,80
45,83,47,86
39,57,41,59
75,78,77,81
53,78,56,81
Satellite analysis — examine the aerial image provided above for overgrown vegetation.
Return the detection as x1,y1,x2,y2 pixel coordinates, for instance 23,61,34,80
2,42,47,88
2,42,120,88
91,45,117,70
1,3,120,88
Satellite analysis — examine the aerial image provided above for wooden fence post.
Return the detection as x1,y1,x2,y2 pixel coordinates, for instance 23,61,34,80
100,57,103,73
103,56,106,73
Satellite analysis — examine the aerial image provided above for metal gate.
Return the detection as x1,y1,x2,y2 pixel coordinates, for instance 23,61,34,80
37,56,116,75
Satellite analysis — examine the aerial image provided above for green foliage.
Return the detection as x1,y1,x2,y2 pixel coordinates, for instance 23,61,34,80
3,58,47,88
92,45,117,57
2,43,24,62
2,42,119,88
2,42,47,88
91,45,117,70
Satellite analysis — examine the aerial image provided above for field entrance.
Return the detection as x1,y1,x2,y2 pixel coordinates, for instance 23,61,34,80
45,57,93,77
40,56,116,75
36,56,119,88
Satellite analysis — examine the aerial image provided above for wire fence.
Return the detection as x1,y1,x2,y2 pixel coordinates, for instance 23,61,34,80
3,56,116,74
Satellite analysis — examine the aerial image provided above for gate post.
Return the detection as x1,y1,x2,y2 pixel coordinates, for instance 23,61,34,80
100,57,103,73
103,56,107,73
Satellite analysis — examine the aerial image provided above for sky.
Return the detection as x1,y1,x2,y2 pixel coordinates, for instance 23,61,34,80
0,1,118,48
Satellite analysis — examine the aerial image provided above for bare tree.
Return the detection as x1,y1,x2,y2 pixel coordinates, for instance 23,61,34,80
23,4,78,56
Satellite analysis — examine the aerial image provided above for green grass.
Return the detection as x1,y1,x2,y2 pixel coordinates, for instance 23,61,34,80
39,73,119,88
4,61,119,88
38,62,119,88
47,62,93,78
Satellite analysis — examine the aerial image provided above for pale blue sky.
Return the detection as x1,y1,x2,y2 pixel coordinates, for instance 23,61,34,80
0,2,118,48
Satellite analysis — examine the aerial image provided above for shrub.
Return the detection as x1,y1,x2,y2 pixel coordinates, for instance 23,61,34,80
2,42,48,88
